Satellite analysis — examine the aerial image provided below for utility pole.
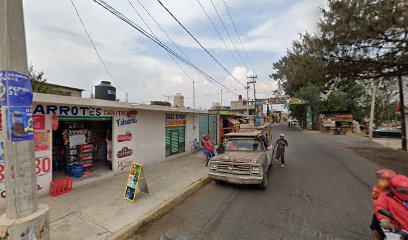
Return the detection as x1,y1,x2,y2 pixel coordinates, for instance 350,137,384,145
220,90,223,107
369,85,376,139
0,0,49,238
246,83,250,116
192,81,196,109
398,75,407,150
247,75,257,122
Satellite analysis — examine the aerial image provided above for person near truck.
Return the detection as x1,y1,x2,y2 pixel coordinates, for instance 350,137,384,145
203,135,215,167
275,134,288,168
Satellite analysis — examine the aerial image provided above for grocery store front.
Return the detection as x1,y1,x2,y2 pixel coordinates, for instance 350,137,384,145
0,93,205,209
51,116,113,180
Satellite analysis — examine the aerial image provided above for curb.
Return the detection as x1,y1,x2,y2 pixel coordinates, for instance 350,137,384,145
108,176,212,240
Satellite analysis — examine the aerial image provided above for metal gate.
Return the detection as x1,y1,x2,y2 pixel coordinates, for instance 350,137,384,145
199,114,217,145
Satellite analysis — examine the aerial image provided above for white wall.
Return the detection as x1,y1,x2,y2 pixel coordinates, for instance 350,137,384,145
112,110,166,174
185,113,200,151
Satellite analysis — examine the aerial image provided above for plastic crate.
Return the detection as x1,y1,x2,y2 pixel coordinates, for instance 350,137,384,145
70,165,83,178
49,178,73,197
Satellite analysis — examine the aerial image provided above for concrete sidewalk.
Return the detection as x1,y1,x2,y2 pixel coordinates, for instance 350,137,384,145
372,138,402,150
41,154,208,240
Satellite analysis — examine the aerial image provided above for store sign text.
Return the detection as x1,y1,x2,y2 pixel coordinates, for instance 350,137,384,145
117,147,133,158
34,105,102,116
116,118,137,127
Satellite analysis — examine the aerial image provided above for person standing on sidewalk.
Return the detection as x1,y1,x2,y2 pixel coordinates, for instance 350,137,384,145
203,135,215,167
275,134,288,168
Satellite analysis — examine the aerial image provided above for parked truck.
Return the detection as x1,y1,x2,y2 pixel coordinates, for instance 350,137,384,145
208,123,273,190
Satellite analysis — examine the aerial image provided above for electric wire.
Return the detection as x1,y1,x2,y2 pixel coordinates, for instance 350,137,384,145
155,0,246,88
195,0,241,69
222,0,256,74
92,0,238,95
133,0,191,62
70,0,125,93
127,0,195,85
208,0,247,69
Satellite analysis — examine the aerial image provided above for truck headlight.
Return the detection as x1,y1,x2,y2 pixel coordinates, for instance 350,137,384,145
251,165,260,173
209,163,217,170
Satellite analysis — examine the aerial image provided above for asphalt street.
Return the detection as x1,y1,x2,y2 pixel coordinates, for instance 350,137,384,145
135,124,383,240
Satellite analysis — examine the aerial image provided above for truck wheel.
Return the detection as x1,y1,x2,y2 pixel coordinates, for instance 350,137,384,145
259,173,267,190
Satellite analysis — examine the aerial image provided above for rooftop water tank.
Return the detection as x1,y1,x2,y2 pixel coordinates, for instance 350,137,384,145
173,93,184,108
95,81,116,101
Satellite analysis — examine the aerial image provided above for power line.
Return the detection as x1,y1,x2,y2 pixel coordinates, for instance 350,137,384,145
127,0,194,84
208,0,247,69
155,0,246,88
195,0,241,68
92,0,238,96
70,0,126,94
221,0,256,74
134,0,191,62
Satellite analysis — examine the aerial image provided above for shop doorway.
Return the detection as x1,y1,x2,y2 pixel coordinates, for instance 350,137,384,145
52,117,113,180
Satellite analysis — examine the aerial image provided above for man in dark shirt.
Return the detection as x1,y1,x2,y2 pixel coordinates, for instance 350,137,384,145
275,134,288,168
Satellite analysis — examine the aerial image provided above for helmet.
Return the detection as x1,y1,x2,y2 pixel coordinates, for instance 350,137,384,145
280,134,285,137
376,169,397,179
391,175,408,201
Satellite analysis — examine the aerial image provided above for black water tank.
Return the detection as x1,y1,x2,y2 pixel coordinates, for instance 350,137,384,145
95,81,116,101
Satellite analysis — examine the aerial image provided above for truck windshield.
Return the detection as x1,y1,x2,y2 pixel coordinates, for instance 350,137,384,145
225,139,263,152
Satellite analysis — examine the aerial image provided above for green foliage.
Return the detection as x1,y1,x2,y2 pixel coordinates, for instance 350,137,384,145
272,0,407,125
29,66,54,94
319,0,408,83
150,101,171,107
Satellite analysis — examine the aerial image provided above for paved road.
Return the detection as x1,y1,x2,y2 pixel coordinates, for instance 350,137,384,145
135,124,383,240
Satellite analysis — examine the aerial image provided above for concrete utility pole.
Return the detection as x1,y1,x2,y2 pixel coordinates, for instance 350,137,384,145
398,75,407,150
246,83,250,116
247,75,257,119
0,0,49,238
192,81,196,109
220,90,222,107
369,85,376,139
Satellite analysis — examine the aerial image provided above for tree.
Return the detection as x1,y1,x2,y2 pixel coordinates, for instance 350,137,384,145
150,101,171,107
29,66,54,94
319,0,408,83
272,34,327,95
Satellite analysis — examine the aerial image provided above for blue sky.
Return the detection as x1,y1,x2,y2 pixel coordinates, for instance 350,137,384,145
23,0,325,108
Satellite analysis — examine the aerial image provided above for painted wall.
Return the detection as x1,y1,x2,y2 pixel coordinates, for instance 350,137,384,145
112,110,166,173
185,113,200,151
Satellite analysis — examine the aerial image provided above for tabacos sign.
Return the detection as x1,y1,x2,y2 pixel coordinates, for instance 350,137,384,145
117,131,132,142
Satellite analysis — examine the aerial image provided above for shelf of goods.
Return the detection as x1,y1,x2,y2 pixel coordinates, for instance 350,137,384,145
62,125,94,177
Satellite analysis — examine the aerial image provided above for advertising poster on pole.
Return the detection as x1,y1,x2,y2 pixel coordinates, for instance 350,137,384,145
124,162,149,202
0,71,33,106
7,106,34,142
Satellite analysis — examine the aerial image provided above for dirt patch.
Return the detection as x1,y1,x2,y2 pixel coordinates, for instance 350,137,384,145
346,140,408,176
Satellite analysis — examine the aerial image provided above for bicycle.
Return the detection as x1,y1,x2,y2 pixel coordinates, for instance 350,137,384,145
190,139,200,155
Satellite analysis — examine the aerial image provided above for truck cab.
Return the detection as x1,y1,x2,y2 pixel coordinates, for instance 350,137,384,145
208,123,273,190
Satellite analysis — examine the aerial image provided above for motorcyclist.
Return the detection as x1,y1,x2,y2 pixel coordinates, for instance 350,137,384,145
375,175,408,233
370,169,396,240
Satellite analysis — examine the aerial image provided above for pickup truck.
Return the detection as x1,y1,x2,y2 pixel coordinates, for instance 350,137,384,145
208,125,273,190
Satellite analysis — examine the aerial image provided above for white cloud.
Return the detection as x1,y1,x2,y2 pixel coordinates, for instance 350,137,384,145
22,0,325,108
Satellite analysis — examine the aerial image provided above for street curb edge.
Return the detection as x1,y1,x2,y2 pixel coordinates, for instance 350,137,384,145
108,176,212,240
